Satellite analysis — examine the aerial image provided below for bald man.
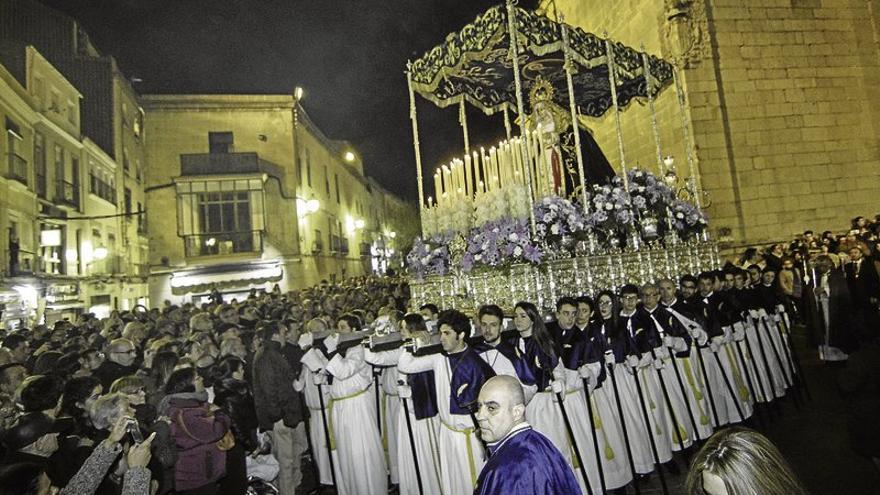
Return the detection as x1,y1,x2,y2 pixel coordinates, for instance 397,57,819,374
473,376,582,495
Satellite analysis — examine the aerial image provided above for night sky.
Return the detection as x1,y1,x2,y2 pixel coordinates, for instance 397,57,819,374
41,0,540,202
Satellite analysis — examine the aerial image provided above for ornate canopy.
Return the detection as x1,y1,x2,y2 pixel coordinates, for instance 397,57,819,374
409,5,675,117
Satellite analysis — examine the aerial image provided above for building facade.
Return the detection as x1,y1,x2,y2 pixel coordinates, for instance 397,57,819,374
142,94,412,304
543,0,880,247
0,0,150,324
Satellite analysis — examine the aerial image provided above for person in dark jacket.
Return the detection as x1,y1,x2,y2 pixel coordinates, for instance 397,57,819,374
251,322,306,495
212,356,259,495
160,368,231,495
93,339,139,390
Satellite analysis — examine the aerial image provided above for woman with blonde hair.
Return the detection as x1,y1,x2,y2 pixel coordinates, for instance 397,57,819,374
686,426,808,494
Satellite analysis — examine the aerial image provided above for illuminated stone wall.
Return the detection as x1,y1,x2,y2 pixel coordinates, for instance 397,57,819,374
545,0,880,246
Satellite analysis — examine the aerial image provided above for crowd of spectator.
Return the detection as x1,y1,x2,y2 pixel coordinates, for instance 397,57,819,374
0,276,409,495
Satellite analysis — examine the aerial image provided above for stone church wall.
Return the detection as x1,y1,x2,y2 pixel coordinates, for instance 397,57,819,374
544,0,880,247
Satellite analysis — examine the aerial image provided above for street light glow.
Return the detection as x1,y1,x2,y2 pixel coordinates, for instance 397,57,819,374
294,86,304,100
344,151,356,162
93,246,109,260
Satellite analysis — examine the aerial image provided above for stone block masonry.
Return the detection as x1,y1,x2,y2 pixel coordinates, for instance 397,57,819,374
545,0,880,247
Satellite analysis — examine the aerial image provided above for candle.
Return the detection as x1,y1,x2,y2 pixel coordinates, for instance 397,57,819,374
464,154,473,197
456,159,467,196
434,170,442,201
489,147,499,190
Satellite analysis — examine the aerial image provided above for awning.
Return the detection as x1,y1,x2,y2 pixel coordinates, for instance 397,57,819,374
410,5,674,117
169,261,283,294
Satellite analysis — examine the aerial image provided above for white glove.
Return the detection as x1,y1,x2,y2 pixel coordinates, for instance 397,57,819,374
709,336,724,353
312,372,327,385
324,334,339,354
298,332,314,349
688,324,702,340
397,384,412,399
604,352,616,366
775,304,786,314
748,309,760,319
638,354,653,369
550,379,565,395
667,337,687,353
773,314,782,324
577,364,594,379
584,376,597,395
732,322,746,341
623,354,637,368
722,326,733,344
654,345,670,361
653,357,665,370
662,335,675,349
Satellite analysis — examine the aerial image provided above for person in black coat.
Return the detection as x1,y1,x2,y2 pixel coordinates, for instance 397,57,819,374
213,356,259,495
845,245,880,343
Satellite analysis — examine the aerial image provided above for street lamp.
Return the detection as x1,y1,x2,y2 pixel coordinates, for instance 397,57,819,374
297,197,321,217
93,246,109,260
294,86,304,100
344,151,356,163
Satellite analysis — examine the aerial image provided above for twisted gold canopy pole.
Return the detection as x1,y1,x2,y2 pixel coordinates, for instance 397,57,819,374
641,47,665,176
506,0,537,236
672,65,702,208
604,35,628,192
406,64,426,234
561,17,589,217
459,100,471,155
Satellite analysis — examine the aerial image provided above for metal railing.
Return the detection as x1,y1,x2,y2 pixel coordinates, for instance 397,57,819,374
183,231,263,257
89,174,117,204
6,153,27,185
54,180,80,208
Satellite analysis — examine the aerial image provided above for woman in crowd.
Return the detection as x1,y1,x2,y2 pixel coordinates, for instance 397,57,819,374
685,426,808,495
160,367,232,495
212,356,259,495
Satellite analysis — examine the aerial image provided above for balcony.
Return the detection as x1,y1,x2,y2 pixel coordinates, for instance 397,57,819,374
6,153,27,185
180,152,283,178
89,174,117,204
54,180,80,208
184,231,263,258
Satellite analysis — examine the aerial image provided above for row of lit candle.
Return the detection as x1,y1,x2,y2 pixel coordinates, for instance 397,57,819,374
428,129,562,207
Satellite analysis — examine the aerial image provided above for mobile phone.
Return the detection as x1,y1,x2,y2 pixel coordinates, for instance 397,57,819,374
126,419,144,443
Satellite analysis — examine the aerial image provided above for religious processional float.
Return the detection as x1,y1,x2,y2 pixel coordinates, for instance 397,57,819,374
404,2,719,313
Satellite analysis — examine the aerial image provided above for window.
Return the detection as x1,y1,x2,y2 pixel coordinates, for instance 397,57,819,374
324,164,330,197
312,229,323,253
124,187,131,216
39,223,64,275
335,174,340,204
133,109,143,138
209,132,234,154
89,163,116,204
176,179,265,257
53,145,69,205
67,102,76,126
6,118,26,186
135,159,141,182
50,91,60,113
305,149,312,187
68,156,80,209
122,148,130,173
136,201,146,234
34,132,46,196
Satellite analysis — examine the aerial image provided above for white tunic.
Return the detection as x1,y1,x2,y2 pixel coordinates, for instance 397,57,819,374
399,350,486,495
325,345,388,495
